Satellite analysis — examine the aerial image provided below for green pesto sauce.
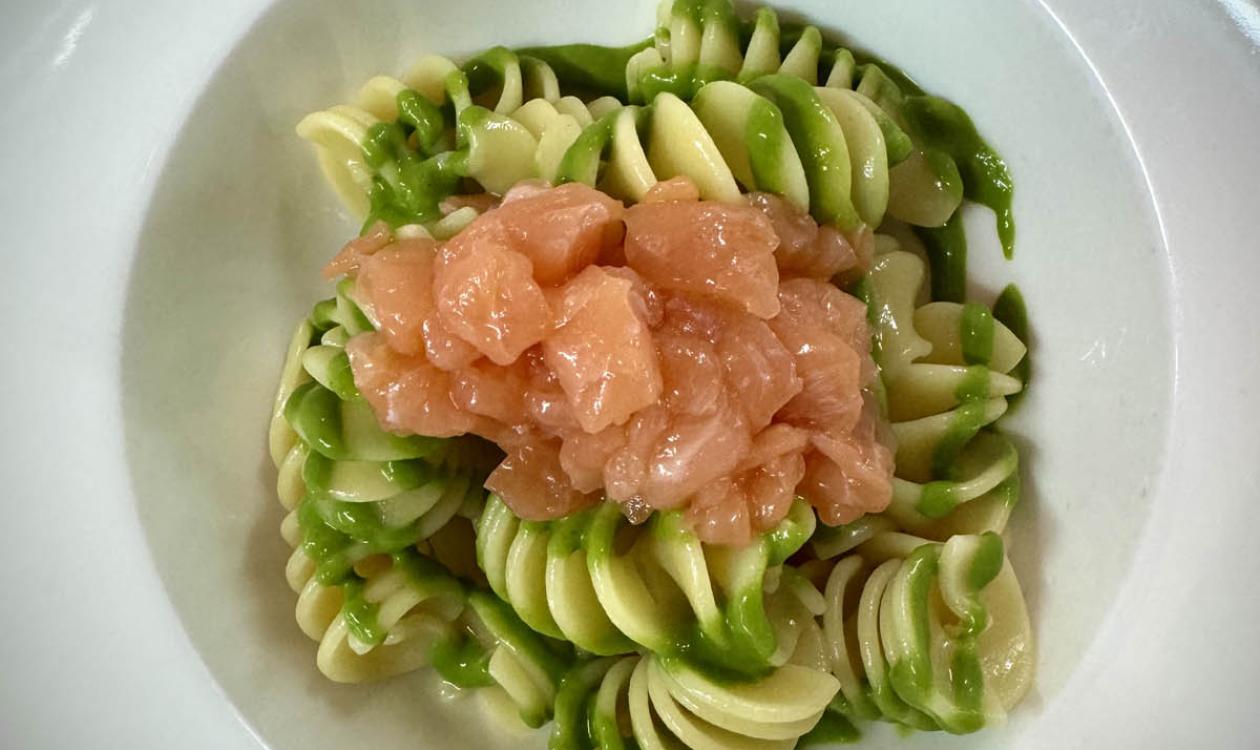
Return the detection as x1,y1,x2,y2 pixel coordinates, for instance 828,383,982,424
516,38,655,100
914,211,968,303
745,97,792,195
549,659,616,750
340,577,385,646
462,46,517,97
587,705,629,750
931,400,988,479
431,633,495,688
799,709,862,746
959,302,995,367
638,62,731,102
950,643,986,727
468,590,574,685
968,531,1005,593
547,508,595,557
764,504,812,565
309,298,338,332
659,609,775,684
993,283,1030,407
362,125,466,231
955,364,991,404
886,547,939,716
296,498,360,585
901,96,1016,259
916,481,957,519
555,109,619,187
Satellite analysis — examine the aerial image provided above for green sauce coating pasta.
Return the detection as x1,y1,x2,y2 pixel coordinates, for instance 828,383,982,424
268,2,1037,746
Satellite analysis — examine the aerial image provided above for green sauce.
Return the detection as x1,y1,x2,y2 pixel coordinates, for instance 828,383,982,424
744,97,793,196
340,578,385,647
993,283,1030,406
799,709,862,746
515,39,654,100
309,298,338,332
431,632,495,688
967,532,1005,594
296,498,360,585
916,481,957,519
549,658,616,750
949,644,986,730
886,545,940,709
954,364,991,404
468,590,574,686
914,211,967,303
462,46,518,99
637,62,731,103
932,400,989,479
901,96,1016,259
959,302,995,367
587,704,628,750
555,109,619,187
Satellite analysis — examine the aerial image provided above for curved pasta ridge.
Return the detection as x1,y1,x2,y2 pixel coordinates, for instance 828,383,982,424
814,530,1034,734
812,240,1028,558
294,2,982,243
475,493,817,676
270,290,499,683
295,49,621,226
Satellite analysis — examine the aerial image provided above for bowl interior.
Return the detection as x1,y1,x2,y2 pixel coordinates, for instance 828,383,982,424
122,0,1175,747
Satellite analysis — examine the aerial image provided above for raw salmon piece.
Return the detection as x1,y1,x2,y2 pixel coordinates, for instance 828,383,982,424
323,221,393,279
522,361,582,436
605,396,752,510
485,439,595,521
624,200,781,318
543,266,662,434
770,279,871,432
799,428,894,526
643,176,700,204
435,219,551,365
602,266,665,328
746,192,859,279
603,405,668,503
687,477,751,546
493,182,626,285
736,423,810,472
714,310,801,430
346,332,482,438
355,238,478,370
354,239,435,356
450,358,530,429
687,425,808,545
743,429,808,532
655,294,798,428
560,425,627,494
778,277,871,355
655,329,725,417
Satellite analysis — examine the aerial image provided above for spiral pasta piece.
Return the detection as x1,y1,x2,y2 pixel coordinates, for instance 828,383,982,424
817,531,1033,734
297,49,626,227
476,496,817,675
268,4,1038,746
623,1,983,231
272,291,501,683
539,651,838,749
837,240,1028,540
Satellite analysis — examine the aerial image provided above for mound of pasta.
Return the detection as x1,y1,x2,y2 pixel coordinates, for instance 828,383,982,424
269,1,1035,746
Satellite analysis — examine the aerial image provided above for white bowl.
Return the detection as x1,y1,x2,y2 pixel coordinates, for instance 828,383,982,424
3,0,1259,748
